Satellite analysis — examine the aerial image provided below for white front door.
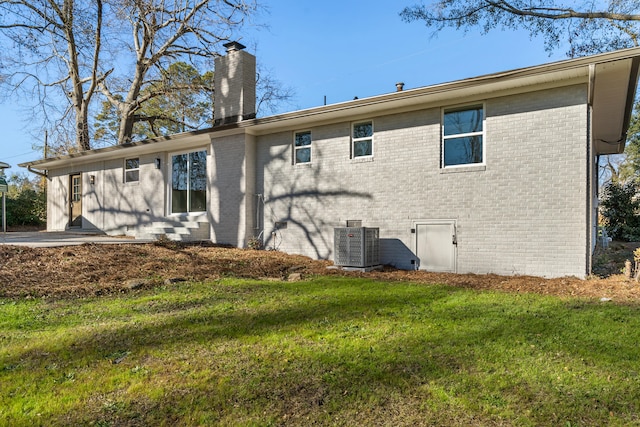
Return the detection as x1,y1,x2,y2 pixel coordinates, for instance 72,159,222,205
415,221,456,272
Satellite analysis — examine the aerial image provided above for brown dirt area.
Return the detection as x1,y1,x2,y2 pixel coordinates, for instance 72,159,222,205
1,240,640,302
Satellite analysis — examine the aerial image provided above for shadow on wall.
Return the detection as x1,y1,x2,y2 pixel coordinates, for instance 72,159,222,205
259,143,374,259
50,146,249,246
86,169,166,234
49,177,69,230
209,138,245,246
380,238,417,270
61,160,179,235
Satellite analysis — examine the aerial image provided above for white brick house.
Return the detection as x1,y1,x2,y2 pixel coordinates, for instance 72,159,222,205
21,43,640,278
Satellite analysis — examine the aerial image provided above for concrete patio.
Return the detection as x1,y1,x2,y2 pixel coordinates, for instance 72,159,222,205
0,231,154,248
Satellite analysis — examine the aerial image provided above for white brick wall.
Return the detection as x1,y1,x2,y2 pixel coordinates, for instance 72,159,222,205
255,84,590,277
214,49,256,124
209,134,252,246
47,151,210,240
43,83,591,278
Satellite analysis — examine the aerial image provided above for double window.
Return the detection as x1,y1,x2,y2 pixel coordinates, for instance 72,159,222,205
352,121,373,158
294,130,312,164
171,150,207,214
442,105,484,167
124,158,140,183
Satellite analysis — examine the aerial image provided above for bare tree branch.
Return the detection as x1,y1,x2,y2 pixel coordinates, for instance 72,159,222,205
400,1,640,56
0,0,260,150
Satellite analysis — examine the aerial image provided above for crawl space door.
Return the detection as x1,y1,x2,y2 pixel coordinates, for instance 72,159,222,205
415,221,456,273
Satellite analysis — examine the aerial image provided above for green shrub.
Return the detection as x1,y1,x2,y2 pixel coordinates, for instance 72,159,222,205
600,181,640,241
1,174,46,227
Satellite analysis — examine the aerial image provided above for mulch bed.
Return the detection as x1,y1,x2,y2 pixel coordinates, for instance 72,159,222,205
1,242,639,302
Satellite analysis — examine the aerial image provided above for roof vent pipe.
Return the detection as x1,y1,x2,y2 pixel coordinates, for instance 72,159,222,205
396,82,404,92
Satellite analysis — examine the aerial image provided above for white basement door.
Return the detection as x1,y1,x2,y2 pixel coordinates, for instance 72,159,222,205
415,221,456,273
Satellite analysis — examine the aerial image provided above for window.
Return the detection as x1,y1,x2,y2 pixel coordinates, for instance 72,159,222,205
294,131,311,164
352,121,373,158
442,105,484,167
71,175,81,203
171,150,207,214
124,158,140,183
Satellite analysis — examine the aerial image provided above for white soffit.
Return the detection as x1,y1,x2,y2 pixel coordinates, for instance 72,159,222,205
592,58,637,154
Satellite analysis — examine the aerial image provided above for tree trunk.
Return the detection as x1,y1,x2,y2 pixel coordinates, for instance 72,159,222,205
117,102,138,145
75,105,92,151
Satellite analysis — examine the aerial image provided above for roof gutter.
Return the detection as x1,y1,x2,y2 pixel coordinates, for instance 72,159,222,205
27,165,48,179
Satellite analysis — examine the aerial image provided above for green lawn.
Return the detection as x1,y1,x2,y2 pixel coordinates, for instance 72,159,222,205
1,277,640,426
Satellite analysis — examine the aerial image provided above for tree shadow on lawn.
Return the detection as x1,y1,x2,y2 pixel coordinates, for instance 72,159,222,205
5,279,640,425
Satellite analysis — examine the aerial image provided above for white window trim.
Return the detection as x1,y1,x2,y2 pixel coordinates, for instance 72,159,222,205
441,103,486,169
351,120,374,159
124,157,140,183
293,130,312,165
168,148,208,216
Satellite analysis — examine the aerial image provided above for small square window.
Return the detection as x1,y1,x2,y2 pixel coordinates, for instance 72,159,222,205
124,158,140,183
294,131,311,164
442,106,484,167
352,121,373,158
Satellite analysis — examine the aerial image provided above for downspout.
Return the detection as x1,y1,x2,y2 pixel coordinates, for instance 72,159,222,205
587,64,596,276
255,194,263,232
27,165,49,179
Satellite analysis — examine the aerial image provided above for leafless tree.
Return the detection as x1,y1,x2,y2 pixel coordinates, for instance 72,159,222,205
100,0,257,145
0,0,258,152
0,0,106,151
400,1,640,57
256,63,296,116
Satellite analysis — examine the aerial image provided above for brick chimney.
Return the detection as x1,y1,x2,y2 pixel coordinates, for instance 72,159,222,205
214,41,256,126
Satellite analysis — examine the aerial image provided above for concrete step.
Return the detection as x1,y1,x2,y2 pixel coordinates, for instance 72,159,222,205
140,221,203,230
140,226,196,234
126,221,208,241
136,232,193,241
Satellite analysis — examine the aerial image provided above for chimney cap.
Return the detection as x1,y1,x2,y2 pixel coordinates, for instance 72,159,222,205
223,41,246,52
395,82,405,91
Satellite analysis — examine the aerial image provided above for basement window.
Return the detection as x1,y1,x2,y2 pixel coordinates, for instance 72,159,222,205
442,105,484,167
124,158,140,183
352,121,373,158
294,130,312,164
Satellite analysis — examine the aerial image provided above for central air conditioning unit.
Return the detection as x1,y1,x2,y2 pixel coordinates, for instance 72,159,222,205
334,227,380,268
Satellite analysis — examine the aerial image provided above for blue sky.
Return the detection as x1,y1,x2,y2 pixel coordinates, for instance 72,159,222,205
0,1,567,173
